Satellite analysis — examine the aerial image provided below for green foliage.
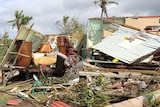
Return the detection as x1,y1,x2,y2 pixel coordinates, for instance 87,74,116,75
0,32,12,62
0,93,13,102
56,16,85,35
53,77,118,107
94,0,119,17
7,10,33,31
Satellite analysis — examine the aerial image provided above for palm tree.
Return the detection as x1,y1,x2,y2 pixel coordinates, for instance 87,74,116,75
94,0,118,18
8,10,33,31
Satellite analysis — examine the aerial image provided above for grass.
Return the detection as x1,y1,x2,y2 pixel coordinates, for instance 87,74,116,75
0,93,14,102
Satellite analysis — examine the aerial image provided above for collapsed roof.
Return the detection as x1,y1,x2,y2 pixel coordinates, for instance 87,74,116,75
92,25,160,64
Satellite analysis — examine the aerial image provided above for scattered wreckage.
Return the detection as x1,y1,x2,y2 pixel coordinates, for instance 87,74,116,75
0,18,160,107
0,25,80,85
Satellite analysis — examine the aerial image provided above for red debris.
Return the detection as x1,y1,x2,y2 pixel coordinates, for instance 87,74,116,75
6,99,22,106
49,101,71,107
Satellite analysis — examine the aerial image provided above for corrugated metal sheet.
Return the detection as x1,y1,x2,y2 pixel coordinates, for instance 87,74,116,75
92,26,160,64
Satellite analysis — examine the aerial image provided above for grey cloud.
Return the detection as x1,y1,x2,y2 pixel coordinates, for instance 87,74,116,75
115,0,160,16
0,0,160,38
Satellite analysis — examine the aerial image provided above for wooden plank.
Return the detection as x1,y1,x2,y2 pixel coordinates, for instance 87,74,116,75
79,71,158,80
9,52,30,58
90,67,160,75
83,62,160,75
79,71,125,77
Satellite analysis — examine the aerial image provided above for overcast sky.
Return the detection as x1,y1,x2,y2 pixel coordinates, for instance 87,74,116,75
0,0,160,38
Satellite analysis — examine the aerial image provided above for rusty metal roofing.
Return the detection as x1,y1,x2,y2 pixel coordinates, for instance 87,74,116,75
92,26,160,64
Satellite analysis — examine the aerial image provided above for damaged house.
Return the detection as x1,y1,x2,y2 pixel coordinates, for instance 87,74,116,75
86,18,160,74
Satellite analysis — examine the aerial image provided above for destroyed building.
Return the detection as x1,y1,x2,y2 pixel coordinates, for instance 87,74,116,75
0,17,160,107
0,25,83,85
86,18,160,67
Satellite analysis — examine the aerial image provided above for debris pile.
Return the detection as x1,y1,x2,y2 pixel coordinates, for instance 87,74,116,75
1,18,160,107
0,68,160,107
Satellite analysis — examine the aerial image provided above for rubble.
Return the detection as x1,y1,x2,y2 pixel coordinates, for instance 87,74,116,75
0,18,160,107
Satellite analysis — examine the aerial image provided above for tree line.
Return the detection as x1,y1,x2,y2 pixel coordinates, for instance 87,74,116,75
6,0,118,36
7,10,85,36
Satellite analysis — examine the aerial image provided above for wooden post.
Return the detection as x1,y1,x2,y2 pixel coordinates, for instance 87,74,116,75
2,70,5,85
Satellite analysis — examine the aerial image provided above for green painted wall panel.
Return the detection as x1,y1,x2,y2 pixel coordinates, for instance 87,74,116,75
87,19,103,46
